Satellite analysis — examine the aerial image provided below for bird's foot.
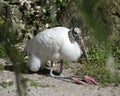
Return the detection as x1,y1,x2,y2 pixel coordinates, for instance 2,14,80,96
83,76,98,85
71,75,98,85
50,72,98,85
50,73,65,78
71,77,87,85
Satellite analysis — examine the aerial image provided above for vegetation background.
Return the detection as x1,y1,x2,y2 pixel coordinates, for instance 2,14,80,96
0,0,120,96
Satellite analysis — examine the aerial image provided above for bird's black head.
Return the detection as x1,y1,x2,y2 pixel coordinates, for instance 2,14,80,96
70,27,82,41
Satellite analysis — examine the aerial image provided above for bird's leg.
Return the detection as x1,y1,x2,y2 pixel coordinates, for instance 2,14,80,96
59,60,65,77
49,60,65,78
49,61,55,77
49,61,98,85
49,61,61,77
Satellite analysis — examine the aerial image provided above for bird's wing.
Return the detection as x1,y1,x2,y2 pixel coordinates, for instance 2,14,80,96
25,27,71,60
35,27,70,50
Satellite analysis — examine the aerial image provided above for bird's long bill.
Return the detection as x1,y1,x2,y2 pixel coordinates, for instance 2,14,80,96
79,37,89,64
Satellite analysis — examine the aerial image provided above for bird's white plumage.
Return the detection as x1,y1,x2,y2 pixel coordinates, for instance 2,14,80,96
25,27,83,72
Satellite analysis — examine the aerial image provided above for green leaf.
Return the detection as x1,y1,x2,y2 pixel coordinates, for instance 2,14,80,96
0,17,5,25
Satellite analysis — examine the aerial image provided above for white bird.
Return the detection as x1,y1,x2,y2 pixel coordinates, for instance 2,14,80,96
25,26,97,85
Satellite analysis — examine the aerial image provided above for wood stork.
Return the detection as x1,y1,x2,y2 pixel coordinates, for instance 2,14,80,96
24,27,97,85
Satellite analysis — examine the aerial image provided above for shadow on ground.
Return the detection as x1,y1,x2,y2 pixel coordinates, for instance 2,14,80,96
4,63,60,76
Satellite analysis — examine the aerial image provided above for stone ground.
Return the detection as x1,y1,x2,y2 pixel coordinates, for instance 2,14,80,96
0,58,120,96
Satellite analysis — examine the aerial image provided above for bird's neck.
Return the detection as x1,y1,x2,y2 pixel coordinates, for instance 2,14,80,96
68,31,75,43
68,31,83,59
69,42,83,61
68,31,81,48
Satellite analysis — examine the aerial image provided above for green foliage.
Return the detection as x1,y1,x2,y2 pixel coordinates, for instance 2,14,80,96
0,1,26,95
0,45,7,58
43,0,70,26
72,0,120,85
30,80,39,87
0,64,4,71
6,45,23,63
21,77,50,88
52,0,68,6
77,42,120,85
6,45,27,96
21,77,39,87
63,60,70,69
74,0,113,43
88,47,106,64
0,17,5,25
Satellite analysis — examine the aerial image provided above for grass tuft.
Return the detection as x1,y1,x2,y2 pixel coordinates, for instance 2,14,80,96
0,64,4,71
76,42,120,85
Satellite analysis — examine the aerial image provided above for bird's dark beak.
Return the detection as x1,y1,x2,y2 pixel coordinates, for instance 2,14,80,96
70,27,89,63
79,36,89,64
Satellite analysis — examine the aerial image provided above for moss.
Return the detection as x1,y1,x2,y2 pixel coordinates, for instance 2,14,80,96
0,79,14,88
30,80,50,88
0,64,4,71
21,77,50,88
63,60,70,69
26,78,38,87
0,17,5,25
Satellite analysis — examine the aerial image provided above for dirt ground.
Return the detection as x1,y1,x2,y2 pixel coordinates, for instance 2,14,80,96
0,58,120,96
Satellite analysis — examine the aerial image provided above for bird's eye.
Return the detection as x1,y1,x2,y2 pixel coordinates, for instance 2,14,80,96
73,31,78,37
